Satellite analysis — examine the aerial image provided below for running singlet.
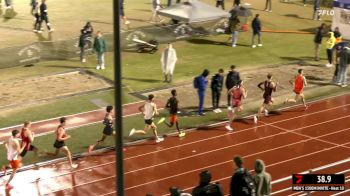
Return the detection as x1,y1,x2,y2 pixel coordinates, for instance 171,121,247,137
7,137,19,161
231,87,242,107
167,97,178,115
263,81,274,97
21,128,31,150
144,102,155,120
294,75,304,93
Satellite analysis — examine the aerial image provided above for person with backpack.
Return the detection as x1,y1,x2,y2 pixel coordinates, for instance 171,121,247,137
254,159,272,196
230,155,256,196
194,69,210,116
211,69,224,113
225,65,240,108
192,170,224,196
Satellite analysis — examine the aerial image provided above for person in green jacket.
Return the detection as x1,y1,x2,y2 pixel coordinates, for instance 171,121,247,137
326,32,336,67
93,31,107,70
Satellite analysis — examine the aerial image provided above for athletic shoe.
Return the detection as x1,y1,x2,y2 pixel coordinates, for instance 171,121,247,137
129,128,136,136
125,20,130,25
258,44,263,47
198,113,206,116
336,82,342,86
232,45,237,48
325,63,333,68
252,45,256,48
33,29,38,33
253,115,258,124
227,106,232,111
96,65,101,70
213,108,219,113
49,28,55,32
157,117,166,124
264,109,269,116
156,137,164,143
341,84,348,88
88,145,94,153
37,30,43,34
179,131,186,137
225,124,233,131
304,105,309,111
6,184,13,190
101,65,105,70
216,108,222,113
71,164,78,169
82,59,86,63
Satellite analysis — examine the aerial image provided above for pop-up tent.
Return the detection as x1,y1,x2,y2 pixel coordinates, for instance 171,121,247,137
332,0,350,40
157,0,230,23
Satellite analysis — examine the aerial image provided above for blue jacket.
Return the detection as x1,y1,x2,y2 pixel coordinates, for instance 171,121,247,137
252,17,261,33
197,76,208,91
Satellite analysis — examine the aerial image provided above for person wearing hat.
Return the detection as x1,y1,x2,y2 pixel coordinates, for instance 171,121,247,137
192,170,224,196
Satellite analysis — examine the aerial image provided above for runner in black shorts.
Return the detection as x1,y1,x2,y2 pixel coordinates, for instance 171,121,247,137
88,106,115,153
254,73,278,124
47,117,78,169
19,121,39,159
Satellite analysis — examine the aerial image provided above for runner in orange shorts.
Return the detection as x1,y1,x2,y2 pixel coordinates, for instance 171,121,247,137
158,89,185,137
284,68,309,110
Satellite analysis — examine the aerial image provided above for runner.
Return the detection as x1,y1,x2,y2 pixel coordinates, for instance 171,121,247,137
254,74,278,124
88,105,115,153
20,121,39,160
284,68,309,110
2,130,26,190
225,80,248,131
157,89,186,137
48,117,78,169
129,94,164,143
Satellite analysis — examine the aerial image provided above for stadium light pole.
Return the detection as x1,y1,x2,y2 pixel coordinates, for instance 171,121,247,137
113,0,124,195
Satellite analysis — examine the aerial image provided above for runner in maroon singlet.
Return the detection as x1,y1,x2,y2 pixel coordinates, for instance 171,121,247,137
225,80,248,131
254,74,278,124
19,121,39,159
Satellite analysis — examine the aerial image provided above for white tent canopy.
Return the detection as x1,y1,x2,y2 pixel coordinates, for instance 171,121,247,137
157,0,230,23
332,0,350,40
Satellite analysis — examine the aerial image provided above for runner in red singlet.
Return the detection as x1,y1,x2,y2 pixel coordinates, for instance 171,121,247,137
19,121,39,160
225,80,248,131
284,69,308,110
254,73,278,124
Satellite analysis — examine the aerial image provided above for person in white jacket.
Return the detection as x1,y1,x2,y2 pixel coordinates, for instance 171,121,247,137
161,43,177,83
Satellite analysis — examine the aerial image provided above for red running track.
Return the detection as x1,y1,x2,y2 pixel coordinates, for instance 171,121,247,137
1,94,350,196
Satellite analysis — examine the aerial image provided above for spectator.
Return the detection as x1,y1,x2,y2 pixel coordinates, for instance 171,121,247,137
264,0,272,12
333,27,342,43
194,69,210,116
170,187,192,196
251,14,262,48
230,156,256,196
151,0,163,23
79,29,88,63
336,46,350,87
192,170,224,196
32,0,41,33
161,43,177,83
313,0,321,20
216,0,225,10
233,0,240,7
332,44,343,84
120,0,130,26
93,31,107,70
254,159,272,196
326,32,336,67
81,22,94,50
313,23,326,61
211,69,224,113
229,15,240,47
225,65,240,108
39,0,54,33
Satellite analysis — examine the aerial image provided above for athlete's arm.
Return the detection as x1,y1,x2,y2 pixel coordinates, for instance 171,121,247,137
138,104,145,115
14,139,26,153
153,104,159,115
27,130,34,143
242,87,248,99
272,82,277,92
303,76,308,86
257,82,264,91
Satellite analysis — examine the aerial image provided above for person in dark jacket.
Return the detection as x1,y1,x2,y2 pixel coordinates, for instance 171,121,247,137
93,31,107,70
195,69,210,116
230,156,255,196
216,0,225,10
251,14,262,48
225,65,240,108
192,170,224,196
314,23,326,61
38,0,54,32
211,69,224,113
313,0,321,20
32,0,41,33
79,29,88,63
336,46,350,87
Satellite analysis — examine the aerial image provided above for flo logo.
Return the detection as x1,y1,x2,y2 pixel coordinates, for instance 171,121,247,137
318,9,335,16
18,45,41,63
126,30,146,42
174,24,193,38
